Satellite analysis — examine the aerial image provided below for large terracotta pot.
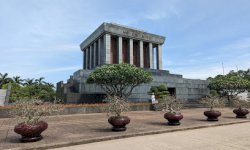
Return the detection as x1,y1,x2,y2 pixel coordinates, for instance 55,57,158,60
204,110,221,121
233,108,249,118
108,116,130,131
164,112,183,125
14,121,48,142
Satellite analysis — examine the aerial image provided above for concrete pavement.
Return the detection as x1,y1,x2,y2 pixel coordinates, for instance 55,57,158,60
1,108,250,150
51,122,250,150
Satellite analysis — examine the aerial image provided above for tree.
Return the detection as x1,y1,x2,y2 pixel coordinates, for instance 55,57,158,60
12,76,23,85
87,64,153,99
149,84,169,98
208,74,250,100
23,78,35,86
35,77,45,85
0,73,12,88
2,76,56,102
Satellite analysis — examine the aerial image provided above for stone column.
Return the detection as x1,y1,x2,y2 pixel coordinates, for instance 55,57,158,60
129,39,133,65
118,36,123,64
149,43,153,69
139,41,144,68
103,34,111,64
83,49,86,69
85,48,89,69
157,44,162,70
98,38,101,66
89,45,92,69
93,42,96,68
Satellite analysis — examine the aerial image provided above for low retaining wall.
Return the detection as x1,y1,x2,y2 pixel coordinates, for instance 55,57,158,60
0,103,151,118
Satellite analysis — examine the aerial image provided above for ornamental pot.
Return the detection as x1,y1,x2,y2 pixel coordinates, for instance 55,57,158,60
164,112,183,125
108,116,130,131
204,110,221,121
233,108,249,118
14,121,48,142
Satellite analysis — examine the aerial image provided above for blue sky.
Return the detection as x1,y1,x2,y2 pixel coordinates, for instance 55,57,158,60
1,0,250,84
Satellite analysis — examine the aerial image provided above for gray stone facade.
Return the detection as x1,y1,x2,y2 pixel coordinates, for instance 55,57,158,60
0,85,11,106
57,22,209,103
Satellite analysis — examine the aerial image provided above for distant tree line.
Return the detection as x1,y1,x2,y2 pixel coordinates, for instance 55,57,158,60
0,73,56,102
207,69,250,100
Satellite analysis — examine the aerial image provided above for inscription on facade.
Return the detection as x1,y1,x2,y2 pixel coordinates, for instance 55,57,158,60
122,30,152,41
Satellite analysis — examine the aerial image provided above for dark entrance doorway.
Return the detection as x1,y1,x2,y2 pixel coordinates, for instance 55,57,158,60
168,88,176,96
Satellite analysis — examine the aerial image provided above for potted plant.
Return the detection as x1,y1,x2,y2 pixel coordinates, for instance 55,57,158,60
201,96,225,121
231,96,249,118
13,99,62,142
87,64,152,131
157,96,183,125
105,95,130,131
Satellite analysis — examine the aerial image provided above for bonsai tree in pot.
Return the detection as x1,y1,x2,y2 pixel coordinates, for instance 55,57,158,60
105,95,130,131
158,96,183,125
148,84,169,110
201,95,225,121
231,96,249,118
87,64,152,131
13,99,62,142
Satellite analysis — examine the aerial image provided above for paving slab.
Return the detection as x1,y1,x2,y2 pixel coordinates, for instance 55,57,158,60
0,108,249,150
50,122,250,150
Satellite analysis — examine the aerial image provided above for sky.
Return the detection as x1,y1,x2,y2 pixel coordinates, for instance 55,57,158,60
1,0,250,84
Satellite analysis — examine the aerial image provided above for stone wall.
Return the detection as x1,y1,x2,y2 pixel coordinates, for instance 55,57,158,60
0,89,7,106
57,69,209,104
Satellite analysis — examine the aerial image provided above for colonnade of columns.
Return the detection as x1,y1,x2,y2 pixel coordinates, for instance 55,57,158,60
83,33,162,70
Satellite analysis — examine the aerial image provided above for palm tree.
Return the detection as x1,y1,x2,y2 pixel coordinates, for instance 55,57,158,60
35,77,45,85
45,82,55,88
23,78,35,86
12,76,23,85
0,73,12,88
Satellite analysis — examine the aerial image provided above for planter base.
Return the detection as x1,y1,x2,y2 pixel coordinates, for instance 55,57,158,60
236,116,247,118
204,111,221,121
164,113,183,126
168,121,180,126
21,135,43,142
233,108,249,119
207,118,218,121
108,116,130,132
112,127,127,131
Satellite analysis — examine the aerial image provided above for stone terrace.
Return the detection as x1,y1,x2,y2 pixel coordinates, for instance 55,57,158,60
0,108,249,150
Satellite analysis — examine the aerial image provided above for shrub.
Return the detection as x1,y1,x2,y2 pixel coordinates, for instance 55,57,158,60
87,64,152,99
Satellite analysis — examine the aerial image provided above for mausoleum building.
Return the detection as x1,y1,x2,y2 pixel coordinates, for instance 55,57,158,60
57,23,209,103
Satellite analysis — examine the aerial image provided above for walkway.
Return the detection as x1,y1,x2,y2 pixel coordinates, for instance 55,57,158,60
51,122,250,150
0,108,249,150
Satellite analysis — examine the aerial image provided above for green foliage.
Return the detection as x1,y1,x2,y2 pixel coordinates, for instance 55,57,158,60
1,74,56,103
208,74,250,100
87,64,152,99
209,90,219,97
0,73,12,88
149,84,169,98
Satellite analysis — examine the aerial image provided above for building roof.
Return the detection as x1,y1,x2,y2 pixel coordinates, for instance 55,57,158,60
80,22,166,50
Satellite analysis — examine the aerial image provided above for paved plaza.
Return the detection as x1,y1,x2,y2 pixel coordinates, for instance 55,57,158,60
52,122,250,150
0,108,249,150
